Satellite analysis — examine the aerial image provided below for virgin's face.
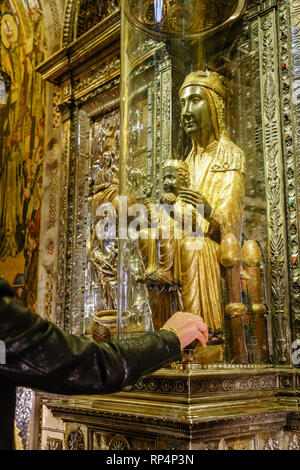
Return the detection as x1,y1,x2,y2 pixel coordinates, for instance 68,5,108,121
179,85,212,141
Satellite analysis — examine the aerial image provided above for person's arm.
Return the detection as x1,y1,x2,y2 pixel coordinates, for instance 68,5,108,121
0,278,207,396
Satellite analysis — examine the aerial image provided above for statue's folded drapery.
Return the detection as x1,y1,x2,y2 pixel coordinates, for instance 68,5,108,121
180,136,245,331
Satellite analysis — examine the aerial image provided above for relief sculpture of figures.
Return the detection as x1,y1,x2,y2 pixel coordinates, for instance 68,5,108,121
89,136,119,311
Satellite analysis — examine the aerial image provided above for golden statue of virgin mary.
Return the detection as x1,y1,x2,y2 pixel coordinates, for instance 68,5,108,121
178,70,246,334
138,71,246,360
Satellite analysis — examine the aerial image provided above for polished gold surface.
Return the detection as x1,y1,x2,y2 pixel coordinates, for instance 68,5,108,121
243,240,263,267
179,72,245,333
136,71,246,345
225,303,247,317
220,233,242,267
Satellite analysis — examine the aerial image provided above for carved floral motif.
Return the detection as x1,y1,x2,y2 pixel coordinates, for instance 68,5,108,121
261,11,290,363
74,57,120,97
280,0,300,336
108,434,130,450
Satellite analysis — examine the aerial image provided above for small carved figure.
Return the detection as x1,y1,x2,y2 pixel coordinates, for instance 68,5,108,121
94,142,119,191
89,184,119,311
137,159,204,329
138,159,193,286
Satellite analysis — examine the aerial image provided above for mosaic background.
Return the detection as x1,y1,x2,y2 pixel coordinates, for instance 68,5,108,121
0,0,46,312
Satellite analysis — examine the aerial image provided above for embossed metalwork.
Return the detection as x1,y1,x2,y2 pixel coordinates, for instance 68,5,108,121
73,56,120,98
52,86,61,129
76,0,120,39
275,0,300,348
108,434,130,450
57,80,120,334
67,429,85,450
55,113,72,330
66,105,89,335
131,372,278,395
87,109,120,313
39,0,299,360
263,436,280,450
288,0,300,336
288,434,300,450
62,0,120,46
44,268,54,321
48,167,58,230
93,431,155,450
225,438,254,450
259,10,291,364
15,388,34,450
62,0,76,46
36,0,300,451
45,384,293,449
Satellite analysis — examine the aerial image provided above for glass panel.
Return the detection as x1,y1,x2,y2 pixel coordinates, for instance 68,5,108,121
119,0,271,365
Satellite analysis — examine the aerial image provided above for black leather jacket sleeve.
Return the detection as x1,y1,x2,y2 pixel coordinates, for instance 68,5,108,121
0,279,181,395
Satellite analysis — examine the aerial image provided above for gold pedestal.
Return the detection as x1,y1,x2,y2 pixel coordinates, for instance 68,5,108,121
45,367,300,450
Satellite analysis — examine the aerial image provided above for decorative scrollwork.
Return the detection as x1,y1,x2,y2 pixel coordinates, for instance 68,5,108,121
76,0,120,39
281,0,300,338
262,17,272,31
261,12,290,364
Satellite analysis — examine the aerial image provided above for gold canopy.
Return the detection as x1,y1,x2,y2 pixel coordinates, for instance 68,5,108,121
125,0,246,39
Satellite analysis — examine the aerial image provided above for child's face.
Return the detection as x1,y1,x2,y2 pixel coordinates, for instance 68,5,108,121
162,167,181,196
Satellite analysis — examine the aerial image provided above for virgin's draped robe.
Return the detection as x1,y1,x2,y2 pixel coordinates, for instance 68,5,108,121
180,135,245,331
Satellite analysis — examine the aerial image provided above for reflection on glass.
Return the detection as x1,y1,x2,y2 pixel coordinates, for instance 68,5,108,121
118,1,271,366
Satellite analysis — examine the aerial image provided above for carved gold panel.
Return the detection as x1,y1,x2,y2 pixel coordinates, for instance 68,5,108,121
92,431,155,450
225,437,256,450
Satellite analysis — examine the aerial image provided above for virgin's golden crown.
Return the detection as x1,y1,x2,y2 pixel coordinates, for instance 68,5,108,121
179,70,229,100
